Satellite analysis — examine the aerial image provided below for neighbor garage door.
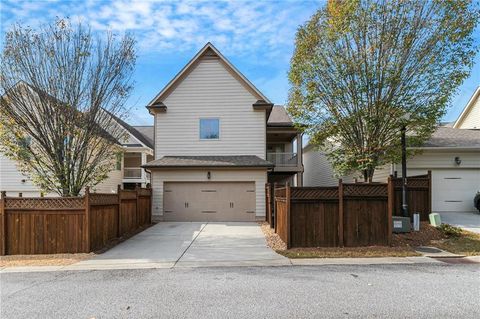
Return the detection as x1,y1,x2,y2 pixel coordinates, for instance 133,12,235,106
163,182,256,221
432,169,480,212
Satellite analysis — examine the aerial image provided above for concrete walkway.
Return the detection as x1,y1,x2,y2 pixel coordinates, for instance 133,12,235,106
439,212,480,234
69,222,290,270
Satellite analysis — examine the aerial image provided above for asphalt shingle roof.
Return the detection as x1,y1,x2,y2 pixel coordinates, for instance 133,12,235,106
143,155,273,168
267,105,293,127
422,127,480,148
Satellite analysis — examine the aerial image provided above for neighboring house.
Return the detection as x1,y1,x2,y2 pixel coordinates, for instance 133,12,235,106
303,146,355,186
143,43,302,222
303,87,480,213
0,83,154,195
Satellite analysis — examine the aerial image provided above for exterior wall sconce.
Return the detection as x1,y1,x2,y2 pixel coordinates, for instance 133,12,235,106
454,157,462,165
207,171,211,180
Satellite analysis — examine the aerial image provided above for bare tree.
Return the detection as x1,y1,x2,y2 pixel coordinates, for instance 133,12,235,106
0,19,136,196
288,0,479,182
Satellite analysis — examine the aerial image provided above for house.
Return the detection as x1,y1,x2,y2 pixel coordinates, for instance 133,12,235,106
0,83,154,195
303,87,480,213
143,43,302,222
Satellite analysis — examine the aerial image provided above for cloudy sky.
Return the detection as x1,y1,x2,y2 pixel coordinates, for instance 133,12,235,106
1,0,478,125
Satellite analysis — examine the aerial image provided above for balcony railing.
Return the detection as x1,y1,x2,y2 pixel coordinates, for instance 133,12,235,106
123,168,142,179
267,152,298,167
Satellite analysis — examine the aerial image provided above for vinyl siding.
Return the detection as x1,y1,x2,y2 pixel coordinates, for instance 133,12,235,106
151,169,267,221
456,94,480,129
303,149,355,186
374,150,480,181
155,57,266,159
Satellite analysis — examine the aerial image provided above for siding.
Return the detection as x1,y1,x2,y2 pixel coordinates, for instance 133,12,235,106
151,169,267,220
156,57,266,159
303,149,355,186
373,150,480,181
1,152,124,195
456,93,480,129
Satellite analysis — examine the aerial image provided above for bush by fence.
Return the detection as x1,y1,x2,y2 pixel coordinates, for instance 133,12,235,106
0,186,152,255
267,172,431,248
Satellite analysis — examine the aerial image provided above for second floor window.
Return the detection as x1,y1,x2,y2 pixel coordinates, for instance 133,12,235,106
200,118,219,140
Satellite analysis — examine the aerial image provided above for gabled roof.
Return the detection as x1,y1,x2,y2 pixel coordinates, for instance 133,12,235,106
146,42,271,110
453,86,480,128
142,155,273,168
105,110,154,149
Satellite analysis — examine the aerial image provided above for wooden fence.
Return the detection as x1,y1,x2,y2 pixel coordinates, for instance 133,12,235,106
0,186,152,255
272,180,393,248
391,172,431,221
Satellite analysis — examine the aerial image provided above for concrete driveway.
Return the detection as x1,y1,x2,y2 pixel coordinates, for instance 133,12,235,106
439,212,480,234
75,222,289,269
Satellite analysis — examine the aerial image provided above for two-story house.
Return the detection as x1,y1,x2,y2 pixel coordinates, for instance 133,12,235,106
143,43,303,222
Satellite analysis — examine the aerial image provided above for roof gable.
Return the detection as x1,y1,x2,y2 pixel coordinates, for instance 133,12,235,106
453,87,480,129
146,43,271,111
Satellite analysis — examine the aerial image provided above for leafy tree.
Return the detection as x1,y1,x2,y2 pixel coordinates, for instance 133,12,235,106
0,19,136,196
288,0,479,182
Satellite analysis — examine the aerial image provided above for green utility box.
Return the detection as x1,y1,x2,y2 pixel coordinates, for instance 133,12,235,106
392,216,411,233
429,213,442,227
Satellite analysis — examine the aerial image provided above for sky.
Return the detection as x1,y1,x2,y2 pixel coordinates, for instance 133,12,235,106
0,0,479,126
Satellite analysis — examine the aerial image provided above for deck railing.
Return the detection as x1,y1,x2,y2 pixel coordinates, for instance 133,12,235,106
267,152,298,166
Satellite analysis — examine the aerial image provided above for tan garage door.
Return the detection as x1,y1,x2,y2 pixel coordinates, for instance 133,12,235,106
432,169,480,212
163,182,256,221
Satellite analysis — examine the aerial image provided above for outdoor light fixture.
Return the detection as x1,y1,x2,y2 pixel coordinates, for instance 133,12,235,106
207,171,211,180
454,157,462,165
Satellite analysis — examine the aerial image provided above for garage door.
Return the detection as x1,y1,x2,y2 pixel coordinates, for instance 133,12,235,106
432,169,480,212
163,182,256,221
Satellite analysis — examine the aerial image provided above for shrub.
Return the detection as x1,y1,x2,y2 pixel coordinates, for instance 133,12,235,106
437,224,463,238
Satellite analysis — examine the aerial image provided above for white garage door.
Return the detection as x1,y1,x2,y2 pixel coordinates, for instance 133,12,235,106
163,182,256,221
432,169,480,212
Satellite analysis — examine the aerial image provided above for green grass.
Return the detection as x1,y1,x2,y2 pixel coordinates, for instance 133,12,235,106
433,230,480,256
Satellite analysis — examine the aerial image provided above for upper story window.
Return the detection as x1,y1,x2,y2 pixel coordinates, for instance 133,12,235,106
200,118,219,140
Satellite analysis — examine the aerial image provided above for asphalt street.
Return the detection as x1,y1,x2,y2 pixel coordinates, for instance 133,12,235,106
1,263,479,318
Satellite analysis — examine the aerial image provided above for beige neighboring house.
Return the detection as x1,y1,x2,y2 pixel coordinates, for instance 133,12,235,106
303,87,480,213
143,43,302,222
0,99,154,196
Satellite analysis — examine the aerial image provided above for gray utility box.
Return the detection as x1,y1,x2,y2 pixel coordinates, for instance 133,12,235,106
392,216,411,233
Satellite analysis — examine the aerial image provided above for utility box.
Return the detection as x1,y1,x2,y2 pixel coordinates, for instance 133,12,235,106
429,213,442,227
392,216,411,233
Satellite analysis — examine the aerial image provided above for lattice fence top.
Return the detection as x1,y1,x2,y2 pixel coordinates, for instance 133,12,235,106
5,197,84,210
291,187,338,200
343,184,387,197
138,188,151,196
120,191,137,200
89,193,118,205
274,187,286,198
393,178,429,188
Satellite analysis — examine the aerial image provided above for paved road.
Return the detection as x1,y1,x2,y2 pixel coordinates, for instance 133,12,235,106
439,212,480,234
1,263,479,318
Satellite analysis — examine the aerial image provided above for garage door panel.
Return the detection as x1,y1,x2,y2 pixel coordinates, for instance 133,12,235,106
163,182,256,222
432,169,480,212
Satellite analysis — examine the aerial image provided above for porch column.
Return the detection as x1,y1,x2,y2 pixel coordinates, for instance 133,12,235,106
296,133,303,186
141,152,147,187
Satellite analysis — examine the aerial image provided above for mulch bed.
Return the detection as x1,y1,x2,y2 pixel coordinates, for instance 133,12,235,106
259,221,447,258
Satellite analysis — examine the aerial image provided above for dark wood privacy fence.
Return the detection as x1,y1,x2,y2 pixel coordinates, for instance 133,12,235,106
0,186,152,255
268,172,431,248
391,172,431,221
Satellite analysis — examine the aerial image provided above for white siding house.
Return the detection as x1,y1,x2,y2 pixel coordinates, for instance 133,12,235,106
145,43,273,221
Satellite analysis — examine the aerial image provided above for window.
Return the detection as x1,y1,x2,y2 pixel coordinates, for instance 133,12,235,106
200,118,219,140
116,153,123,171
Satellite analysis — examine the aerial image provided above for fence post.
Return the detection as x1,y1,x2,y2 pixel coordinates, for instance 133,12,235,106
1,191,6,256
117,184,122,237
135,185,140,228
273,182,278,232
387,176,394,245
84,187,91,252
265,183,269,223
338,179,344,247
427,170,432,214
285,182,291,249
